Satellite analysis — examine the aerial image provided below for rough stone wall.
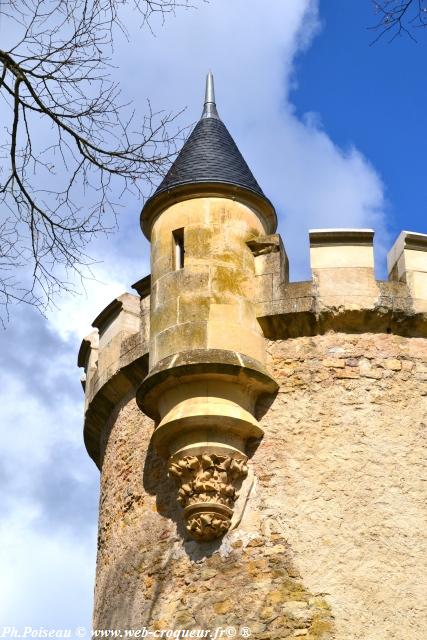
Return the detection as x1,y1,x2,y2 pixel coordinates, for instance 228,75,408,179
94,390,334,639
93,331,427,640
261,332,427,640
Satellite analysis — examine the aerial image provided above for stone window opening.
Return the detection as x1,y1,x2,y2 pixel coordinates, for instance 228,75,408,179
173,227,185,270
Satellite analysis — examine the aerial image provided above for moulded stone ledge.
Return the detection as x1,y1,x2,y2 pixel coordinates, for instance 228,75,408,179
256,284,426,339
308,228,372,273
136,348,278,423
134,346,277,542
79,229,427,467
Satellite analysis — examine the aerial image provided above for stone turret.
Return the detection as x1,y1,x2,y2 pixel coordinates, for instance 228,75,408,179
79,76,427,638
136,72,278,541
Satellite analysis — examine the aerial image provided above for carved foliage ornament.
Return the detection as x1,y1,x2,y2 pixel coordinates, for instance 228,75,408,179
168,453,248,541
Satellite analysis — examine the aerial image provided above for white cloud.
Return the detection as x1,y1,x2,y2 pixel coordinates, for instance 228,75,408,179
0,320,98,627
46,268,129,342
0,0,389,628
0,511,95,628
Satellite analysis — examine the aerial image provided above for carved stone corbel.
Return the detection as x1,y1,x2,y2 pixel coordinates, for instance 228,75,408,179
136,350,278,542
168,453,248,541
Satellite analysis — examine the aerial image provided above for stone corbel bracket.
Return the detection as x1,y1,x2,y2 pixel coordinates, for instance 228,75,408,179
136,349,278,541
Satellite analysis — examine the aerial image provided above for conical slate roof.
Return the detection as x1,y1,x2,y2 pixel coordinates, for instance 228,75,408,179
153,72,265,199
141,73,277,238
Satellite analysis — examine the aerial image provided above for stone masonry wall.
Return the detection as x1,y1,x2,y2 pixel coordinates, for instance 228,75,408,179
93,331,427,640
261,332,427,640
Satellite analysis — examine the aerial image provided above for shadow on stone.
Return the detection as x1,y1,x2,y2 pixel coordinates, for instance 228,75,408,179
143,437,233,559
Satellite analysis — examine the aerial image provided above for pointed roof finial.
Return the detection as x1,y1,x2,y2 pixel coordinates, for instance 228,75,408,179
202,71,220,119
140,69,277,239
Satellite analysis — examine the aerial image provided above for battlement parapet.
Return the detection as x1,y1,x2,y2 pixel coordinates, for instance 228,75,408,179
254,228,427,338
80,229,427,400
79,228,427,465
81,72,427,633
78,291,149,467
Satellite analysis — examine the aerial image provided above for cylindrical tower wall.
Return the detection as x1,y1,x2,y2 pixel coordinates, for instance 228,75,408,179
149,197,269,369
93,331,427,640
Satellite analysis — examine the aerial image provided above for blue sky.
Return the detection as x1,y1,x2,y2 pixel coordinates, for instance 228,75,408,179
1,0,426,631
293,1,427,243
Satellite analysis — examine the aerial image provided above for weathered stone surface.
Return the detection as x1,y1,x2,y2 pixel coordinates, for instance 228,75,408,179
137,196,278,545
262,332,427,640
149,198,268,369
91,330,427,639
253,229,427,339
93,395,334,638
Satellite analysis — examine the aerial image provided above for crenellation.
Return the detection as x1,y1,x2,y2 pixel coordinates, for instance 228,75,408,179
92,293,140,384
81,229,427,387
78,291,150,467
251,234,285,306
309,228,379,310
92,293,140,348
252,228,427,338
80,230,427,387
78,330,99,377
131,274,151,298
387,230,427,312
387,230,427,277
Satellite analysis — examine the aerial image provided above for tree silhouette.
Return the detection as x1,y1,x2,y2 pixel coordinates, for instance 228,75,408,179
0,0,194,318
371,0,427,41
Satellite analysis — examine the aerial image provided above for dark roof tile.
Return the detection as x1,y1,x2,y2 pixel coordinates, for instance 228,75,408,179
153,116,265,198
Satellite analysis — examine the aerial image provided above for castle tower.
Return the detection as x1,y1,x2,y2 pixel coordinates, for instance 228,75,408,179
79,76,427,638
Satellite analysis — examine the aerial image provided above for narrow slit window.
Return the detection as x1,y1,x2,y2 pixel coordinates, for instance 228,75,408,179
173,228,185,270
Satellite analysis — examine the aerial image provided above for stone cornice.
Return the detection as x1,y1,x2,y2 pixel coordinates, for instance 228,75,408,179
140,184,277,240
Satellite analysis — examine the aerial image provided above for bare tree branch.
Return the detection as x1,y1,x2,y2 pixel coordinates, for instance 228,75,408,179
370,0,427,42
0,0,198,321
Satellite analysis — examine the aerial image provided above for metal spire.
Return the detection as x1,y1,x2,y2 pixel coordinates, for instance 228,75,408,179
201,71,220,119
